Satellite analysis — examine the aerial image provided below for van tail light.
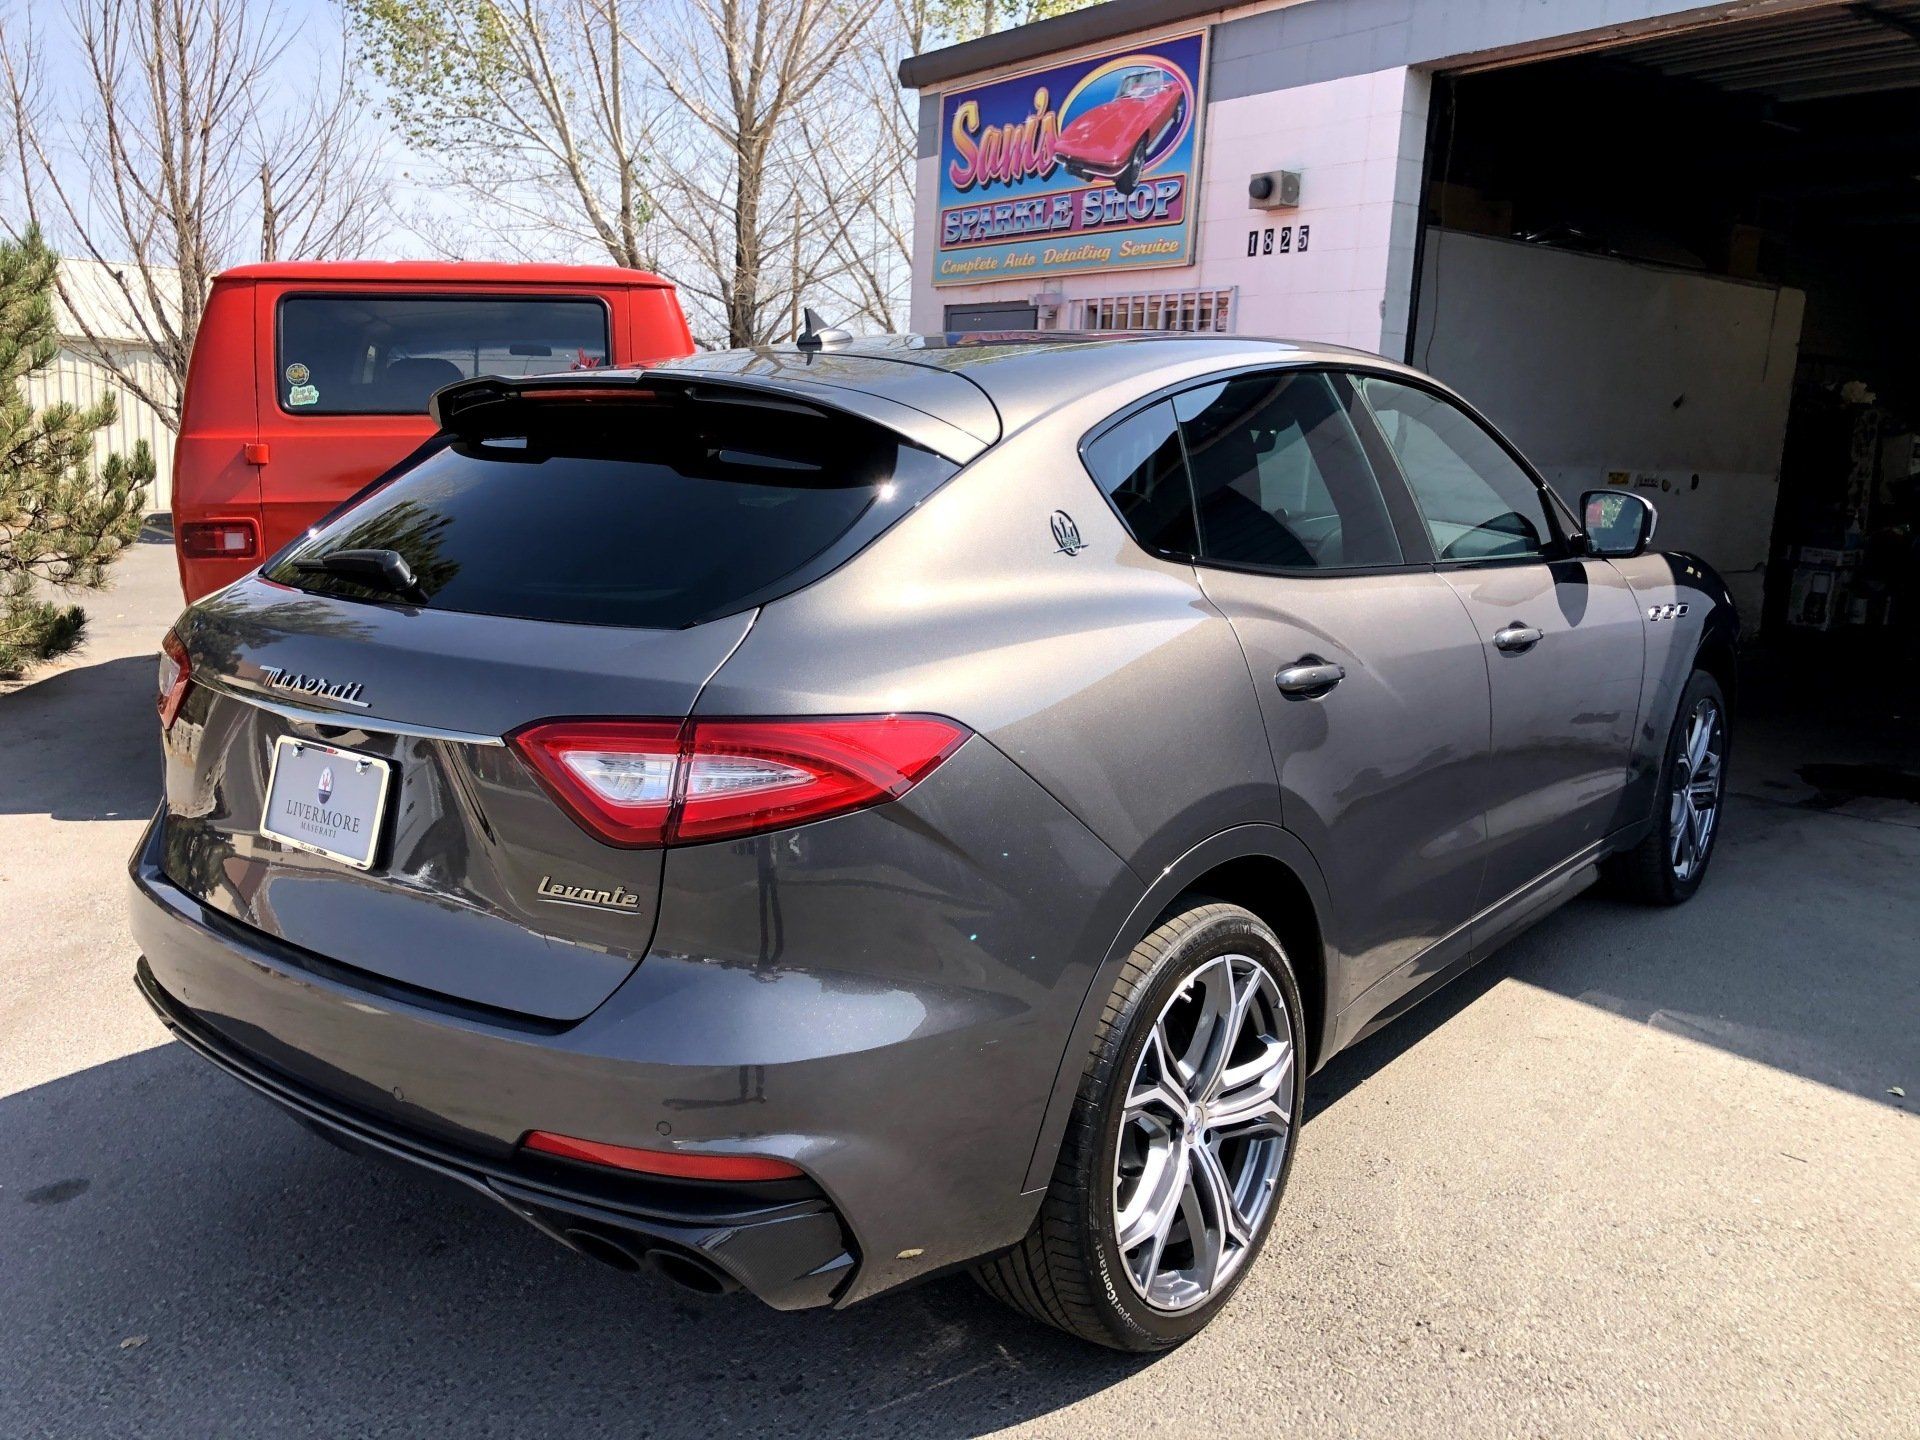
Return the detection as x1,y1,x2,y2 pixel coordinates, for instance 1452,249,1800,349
510,715,969,849
157,628,191,731
178,519,259,559
521,1130,803,1181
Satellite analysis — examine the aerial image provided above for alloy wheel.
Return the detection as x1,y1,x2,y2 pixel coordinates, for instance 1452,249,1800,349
1113,953,1293,1311
1670,697,1724,882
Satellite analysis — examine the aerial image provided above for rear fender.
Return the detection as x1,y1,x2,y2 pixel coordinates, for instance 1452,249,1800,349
1019,823,1339,1194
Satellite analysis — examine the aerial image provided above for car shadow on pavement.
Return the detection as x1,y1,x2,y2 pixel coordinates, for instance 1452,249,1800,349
0,655,161,822
1,1041,1147,1438
1311,793,1919,1116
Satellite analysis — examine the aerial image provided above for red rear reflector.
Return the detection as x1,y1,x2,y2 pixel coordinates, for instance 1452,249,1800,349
510,715,969,849
179,520,259,559
522,1131,803,1181
157,628,191,730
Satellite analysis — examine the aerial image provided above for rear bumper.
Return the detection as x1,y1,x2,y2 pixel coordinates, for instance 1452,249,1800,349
135,955,853,1307
129,731,1140,1304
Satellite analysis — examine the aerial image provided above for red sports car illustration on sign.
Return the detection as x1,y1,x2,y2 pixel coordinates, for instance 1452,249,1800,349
1054,66,1188,195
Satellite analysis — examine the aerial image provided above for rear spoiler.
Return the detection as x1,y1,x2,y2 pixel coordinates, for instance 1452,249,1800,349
429,369,995,465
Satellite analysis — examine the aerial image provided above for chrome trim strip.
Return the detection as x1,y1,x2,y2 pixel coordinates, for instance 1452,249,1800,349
202,676,506,747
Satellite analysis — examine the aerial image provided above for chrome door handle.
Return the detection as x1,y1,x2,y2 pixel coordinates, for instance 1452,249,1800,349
1493,623,1543,653
1276,658,1346,698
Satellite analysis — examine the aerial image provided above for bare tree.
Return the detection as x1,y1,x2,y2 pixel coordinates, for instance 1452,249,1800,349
344,0,656,269
629,0,880,347
930,0,1093,44
797,0,930,332
0,0,385,429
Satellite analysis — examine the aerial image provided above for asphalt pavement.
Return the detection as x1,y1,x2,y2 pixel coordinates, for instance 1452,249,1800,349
2,539,1915,1438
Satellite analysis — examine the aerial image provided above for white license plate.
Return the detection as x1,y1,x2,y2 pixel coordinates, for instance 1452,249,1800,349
260,738,392,870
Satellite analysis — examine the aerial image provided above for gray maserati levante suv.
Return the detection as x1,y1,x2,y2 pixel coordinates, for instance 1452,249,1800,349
132,334,1735,1350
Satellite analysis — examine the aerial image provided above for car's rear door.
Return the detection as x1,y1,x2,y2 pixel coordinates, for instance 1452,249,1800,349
1350,374,1643,915
1089,369,1494,1012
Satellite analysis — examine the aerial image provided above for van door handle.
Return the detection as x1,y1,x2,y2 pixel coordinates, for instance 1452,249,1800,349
1276,658,1346,698
1493,623,1543,653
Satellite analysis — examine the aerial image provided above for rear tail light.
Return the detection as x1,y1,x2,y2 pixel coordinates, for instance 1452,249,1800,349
178,520,259,559
522,1130,803,1181
510,715,969,848
156,628,191,731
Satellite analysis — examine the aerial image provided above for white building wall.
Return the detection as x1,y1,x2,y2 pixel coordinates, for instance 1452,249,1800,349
21,345,176,516
1416,230,1805,621
906,0,1817,350
914,63,1428,357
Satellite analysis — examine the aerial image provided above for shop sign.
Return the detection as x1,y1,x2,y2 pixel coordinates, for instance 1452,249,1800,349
935,32,1208,287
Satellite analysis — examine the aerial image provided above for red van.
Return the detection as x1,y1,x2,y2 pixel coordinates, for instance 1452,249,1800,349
172,262,695,601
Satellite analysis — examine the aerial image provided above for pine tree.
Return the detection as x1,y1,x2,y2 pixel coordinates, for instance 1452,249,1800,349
1,226,152,679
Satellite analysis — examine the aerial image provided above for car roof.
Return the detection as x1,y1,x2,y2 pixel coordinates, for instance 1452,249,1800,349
650,332,1426,449
215,261,677,289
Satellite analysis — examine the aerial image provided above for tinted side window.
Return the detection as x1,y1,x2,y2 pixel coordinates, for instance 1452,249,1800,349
1358,377,1558,562
1174,371,1402,570
277,295,611,415
1083,400,1198,556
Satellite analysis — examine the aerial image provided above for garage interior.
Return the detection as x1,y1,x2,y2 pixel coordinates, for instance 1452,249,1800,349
1408,1,1920,767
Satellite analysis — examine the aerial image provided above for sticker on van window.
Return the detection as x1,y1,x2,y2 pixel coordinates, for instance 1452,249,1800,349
287,383,319,407
285,361,310,385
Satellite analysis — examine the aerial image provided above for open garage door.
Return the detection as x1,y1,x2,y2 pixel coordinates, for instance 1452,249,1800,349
1407,2,1920,690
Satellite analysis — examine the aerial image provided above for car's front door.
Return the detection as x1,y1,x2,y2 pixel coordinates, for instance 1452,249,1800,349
1352,375,1643,912
1132,369,1494,1010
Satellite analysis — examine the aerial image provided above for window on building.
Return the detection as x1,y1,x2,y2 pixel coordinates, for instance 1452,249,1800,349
1068,288,1235,334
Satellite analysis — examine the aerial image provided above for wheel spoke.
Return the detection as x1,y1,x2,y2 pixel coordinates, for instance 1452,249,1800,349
1169,960,1233,1100
1690,795,1713,857
1178,1158,1224,1291
1193,961,1260,1102
1687,707,1715,772
1191,1136,1253,1255
1125,1024,1188,1122
1209,1037,1293,1137
1119,1144,1187,1284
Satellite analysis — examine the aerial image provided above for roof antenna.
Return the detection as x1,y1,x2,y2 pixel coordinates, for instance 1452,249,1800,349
796,306,852,352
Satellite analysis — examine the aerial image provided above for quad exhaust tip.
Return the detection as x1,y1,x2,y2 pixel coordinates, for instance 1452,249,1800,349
561,1228,739,1296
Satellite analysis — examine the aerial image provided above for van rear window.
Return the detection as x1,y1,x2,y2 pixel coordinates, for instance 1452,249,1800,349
263,395,958,629
276,295,610,415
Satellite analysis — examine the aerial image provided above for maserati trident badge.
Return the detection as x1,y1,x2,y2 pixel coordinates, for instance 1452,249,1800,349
316,767,334,806
1050,510,1086,556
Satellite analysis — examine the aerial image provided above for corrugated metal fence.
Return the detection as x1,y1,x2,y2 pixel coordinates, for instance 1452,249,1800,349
20,344,175,516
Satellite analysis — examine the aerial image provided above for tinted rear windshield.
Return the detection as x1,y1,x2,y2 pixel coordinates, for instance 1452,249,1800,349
277,295,611,415
263,394,958,629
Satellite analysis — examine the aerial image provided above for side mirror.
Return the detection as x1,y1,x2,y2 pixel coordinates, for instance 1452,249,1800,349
1581,489,1657,558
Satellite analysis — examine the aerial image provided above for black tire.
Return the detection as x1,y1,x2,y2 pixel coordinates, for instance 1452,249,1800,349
1115,138,1147,196
1606,668,1730,905
973,901,1306,1352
